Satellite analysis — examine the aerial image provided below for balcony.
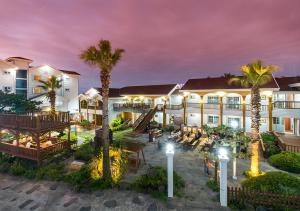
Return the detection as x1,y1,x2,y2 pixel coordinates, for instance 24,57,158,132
273,101,300,109
203,103,219,109
166,104,183,110
113,103,153,112
224,104,242,111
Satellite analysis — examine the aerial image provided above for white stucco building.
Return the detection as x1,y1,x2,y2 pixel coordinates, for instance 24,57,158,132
0,57,80,114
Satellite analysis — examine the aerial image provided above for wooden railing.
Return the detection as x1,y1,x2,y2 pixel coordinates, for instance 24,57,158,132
203,103,219,109
187,102,200,108
273,131,300,153
134,106,158,132
0,142,38,160
113,103,153,112
0,112,70,131
41,140,70,155
246,104,268,112
133,113,146,130
228,187,300,209
224,104,242,110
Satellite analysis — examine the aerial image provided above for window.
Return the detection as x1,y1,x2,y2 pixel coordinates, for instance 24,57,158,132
208,115,219,124
227,97,240,104
273,117,280,124
32,87,41,94
16,89,27,96
16,79,27,88
16,70,27,78
34,75,41,81
207,96,219,104
189,94,197,99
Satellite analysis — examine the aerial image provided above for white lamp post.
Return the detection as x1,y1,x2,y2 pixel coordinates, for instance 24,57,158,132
231,120,238,180
166,143,175,198
218,147,229,207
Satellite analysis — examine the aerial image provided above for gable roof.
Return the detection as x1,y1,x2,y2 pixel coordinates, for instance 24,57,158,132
181,76,279,91
6,57,33,62
275,76,300,91
120,84,177,96
94,88,121,98
60,69,80,75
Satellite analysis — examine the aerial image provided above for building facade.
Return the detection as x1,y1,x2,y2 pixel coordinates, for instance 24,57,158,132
0,57,80,114
80,76,300,136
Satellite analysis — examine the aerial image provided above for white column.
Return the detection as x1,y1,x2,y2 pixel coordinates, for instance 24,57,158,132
297,119,300,136
166,144,175,198
219,153,229,207
232,144,237,180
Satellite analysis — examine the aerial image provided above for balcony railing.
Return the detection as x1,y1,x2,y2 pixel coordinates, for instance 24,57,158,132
166,104,183,110
273,101,300,109
113,103,153,112
203,103,220,109
187,102,200,108
246,104,268,112
224,104,242,111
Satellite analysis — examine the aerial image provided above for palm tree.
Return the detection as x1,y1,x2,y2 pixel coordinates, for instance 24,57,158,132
37,76,62,115
80,40,124,181
230,60,278,176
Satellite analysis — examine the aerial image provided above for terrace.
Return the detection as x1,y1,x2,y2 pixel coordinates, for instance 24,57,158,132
113,102,154,112
0,112,71,164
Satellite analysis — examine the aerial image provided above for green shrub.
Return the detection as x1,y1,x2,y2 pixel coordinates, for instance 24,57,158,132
269,151,300,173
10,160,27,176
80,120,92,129
261,132,281,158
111,118,123,127
111,124,123,132
64,165,92,191
206,178,219,192
74,143,95,161
131,166,184,201
36,163,65,181
242,171,300,195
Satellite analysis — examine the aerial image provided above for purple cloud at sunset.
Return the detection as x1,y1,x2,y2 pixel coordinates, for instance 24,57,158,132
1,0,300,92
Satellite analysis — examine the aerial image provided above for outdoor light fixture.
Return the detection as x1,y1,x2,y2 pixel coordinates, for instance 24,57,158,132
183,91,190,97
166,143,175,198
217,91,226,97
218,147,228,159
231,120,238,129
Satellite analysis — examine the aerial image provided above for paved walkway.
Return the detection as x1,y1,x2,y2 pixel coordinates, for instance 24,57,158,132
0,174,168,211
123,134,228,210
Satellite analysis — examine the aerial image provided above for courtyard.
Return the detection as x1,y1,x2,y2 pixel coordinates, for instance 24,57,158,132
0,129,286,211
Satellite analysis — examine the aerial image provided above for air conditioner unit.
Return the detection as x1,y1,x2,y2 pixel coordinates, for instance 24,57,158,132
3,86,12,92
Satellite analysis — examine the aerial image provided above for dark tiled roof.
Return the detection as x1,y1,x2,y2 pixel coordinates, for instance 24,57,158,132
181,76,279,90
60,69,80,75
120,84,177,96
275,76,300,91
7,57,33,61
95,88,121,98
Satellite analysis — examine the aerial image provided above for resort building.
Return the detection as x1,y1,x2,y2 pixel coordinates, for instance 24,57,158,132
80,75,300,136
0,57,80,114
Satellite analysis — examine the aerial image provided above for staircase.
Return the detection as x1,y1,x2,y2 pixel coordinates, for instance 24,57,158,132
133,106,158,132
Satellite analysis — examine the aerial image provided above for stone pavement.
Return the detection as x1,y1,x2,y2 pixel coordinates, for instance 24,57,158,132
122,134,229,210
0,174,168,211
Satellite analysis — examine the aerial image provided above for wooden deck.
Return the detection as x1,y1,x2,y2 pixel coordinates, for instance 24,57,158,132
0,112,71,163
0,112,70,132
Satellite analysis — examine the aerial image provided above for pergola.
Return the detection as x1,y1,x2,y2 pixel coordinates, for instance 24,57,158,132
0,112,71,165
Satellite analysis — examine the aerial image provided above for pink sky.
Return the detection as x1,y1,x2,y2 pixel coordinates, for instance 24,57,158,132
1,0,300,92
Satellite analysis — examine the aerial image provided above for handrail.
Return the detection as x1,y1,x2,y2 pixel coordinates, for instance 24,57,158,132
133,113,145,129
166,104,183,110
134,105,158,132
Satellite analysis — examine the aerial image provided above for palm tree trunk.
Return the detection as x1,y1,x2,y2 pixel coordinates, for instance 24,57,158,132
101,71,112,181
49,92,56,116
250,86,261,176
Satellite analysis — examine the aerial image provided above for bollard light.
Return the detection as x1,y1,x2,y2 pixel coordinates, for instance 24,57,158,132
166,143,174,198
231,120,238,180
218,147,229,207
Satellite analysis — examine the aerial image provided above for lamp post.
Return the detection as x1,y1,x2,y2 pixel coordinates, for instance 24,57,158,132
166,143,175,198
218,147,229,207
231,120,238,180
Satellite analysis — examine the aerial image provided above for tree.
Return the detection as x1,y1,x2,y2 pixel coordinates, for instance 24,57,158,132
37,76,62,115
230,60,277,176
80,39,124,181
0,91,41,113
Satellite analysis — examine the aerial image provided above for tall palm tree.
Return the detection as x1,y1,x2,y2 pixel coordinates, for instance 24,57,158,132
37,76,62,115
230,60,278,176
80,40,124,181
